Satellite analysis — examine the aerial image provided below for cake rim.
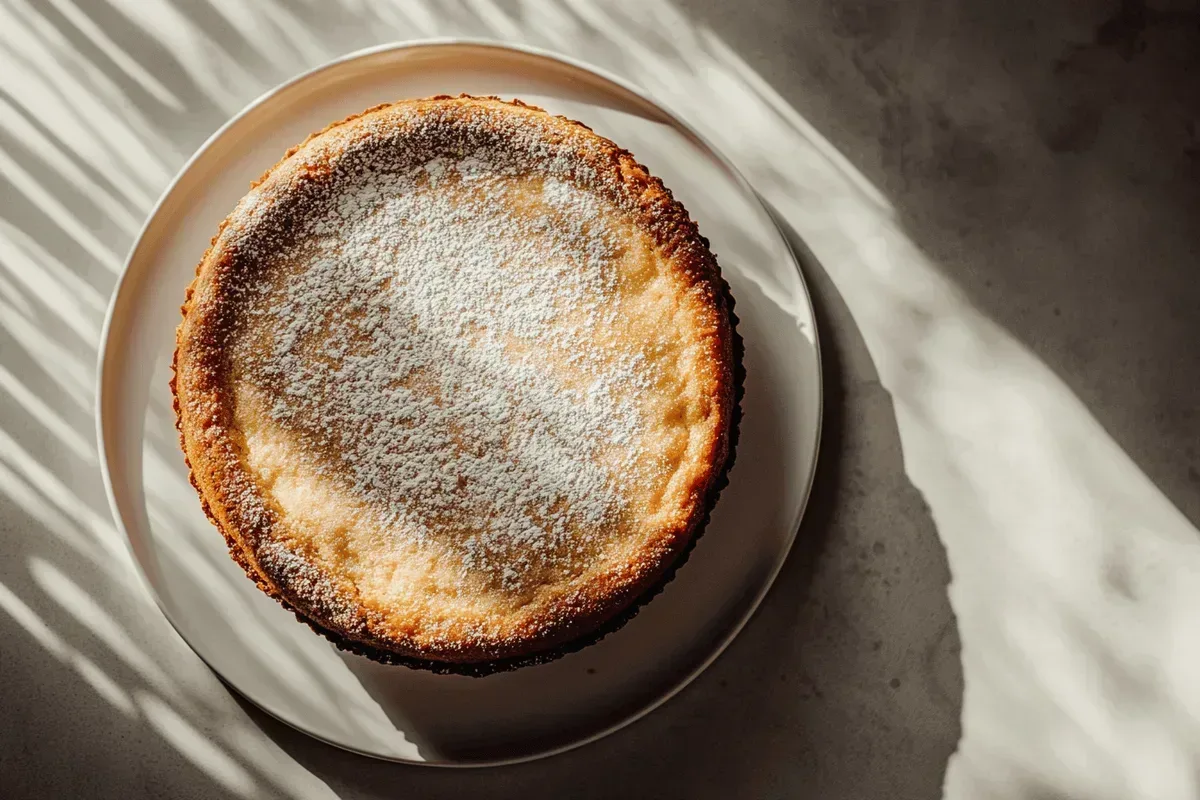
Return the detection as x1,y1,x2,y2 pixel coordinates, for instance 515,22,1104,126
170,94,740,670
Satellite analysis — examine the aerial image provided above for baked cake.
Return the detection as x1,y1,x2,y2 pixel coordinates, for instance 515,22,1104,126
172,95,739,672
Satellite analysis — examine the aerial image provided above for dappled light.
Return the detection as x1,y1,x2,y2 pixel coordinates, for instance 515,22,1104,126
0,578,135,715
1,1,1197,798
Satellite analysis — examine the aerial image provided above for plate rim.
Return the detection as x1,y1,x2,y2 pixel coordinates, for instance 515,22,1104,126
95,36,824,768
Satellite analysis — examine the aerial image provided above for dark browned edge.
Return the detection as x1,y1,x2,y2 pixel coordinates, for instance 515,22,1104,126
290,291,742,678
172,96,745,677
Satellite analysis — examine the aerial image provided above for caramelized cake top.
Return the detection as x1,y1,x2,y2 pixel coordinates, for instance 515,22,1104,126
173,96,737,664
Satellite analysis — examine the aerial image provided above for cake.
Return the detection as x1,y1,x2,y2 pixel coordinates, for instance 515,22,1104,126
171,95,740,673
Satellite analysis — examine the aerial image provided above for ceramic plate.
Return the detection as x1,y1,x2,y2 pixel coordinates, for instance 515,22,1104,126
97,40,821,766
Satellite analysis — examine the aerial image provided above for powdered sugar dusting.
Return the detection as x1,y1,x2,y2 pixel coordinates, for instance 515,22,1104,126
226,116,655,592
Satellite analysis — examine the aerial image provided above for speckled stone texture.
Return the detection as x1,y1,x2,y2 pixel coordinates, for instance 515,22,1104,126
0,1,1196,799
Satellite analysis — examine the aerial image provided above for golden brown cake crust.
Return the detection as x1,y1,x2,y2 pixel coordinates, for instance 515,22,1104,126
172,95,739,670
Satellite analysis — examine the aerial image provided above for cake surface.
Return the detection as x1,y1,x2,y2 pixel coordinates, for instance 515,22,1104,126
172,95,738,668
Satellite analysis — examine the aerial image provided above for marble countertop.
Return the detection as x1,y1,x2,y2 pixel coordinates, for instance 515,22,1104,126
1,1,1197,798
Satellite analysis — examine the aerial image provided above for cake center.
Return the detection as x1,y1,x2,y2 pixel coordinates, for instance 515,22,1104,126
230,152,655,591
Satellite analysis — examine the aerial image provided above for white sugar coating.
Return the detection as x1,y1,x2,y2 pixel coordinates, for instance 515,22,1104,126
228,148,655,591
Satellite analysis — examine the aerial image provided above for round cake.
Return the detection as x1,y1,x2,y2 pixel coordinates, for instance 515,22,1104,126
172,95,739,671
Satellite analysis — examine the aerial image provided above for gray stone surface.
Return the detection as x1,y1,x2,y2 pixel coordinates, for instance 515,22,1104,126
0,1,1196,798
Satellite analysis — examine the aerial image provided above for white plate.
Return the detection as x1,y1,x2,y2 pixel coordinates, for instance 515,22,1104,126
97,40,821,766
